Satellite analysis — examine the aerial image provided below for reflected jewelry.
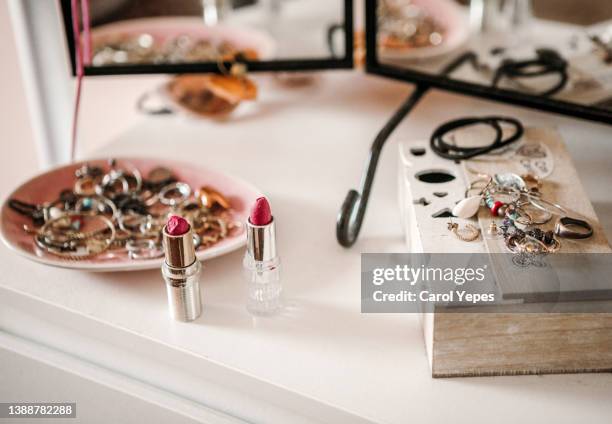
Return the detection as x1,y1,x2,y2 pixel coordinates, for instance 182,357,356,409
92,33,258,66
447,220,480,242
554,216,594,239
159,182,191,207
492,48,569,97
378,0,445,49
442,49,567,97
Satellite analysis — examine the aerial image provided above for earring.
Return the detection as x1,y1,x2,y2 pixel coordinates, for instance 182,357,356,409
447,220,481,242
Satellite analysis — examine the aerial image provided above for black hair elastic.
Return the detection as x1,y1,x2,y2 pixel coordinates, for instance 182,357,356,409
430,116,524,161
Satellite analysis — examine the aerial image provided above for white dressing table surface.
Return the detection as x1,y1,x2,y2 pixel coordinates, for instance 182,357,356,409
1,71,612,424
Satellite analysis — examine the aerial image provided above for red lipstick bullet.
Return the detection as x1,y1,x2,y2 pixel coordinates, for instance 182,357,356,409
250,197,272,226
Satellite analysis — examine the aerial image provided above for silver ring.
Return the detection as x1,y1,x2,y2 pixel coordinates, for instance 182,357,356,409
491,185,521,203
159,182,191,207
118,212,148,233
516,199,553,225
192,232,201,249
74,177,97,196
554,216,593,239
126,238,164,260
95,174,129,197
126,238,155,252
528,195,569,216
75,196,119,221
130,167,143,192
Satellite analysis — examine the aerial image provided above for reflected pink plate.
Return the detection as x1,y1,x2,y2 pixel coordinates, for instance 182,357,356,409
0,158,262,272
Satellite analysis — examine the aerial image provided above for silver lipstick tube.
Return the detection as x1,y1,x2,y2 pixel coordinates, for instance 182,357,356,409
161,225,202,322
246,218,277,262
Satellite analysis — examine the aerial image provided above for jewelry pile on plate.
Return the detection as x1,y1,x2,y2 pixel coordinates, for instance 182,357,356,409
9,159,241,261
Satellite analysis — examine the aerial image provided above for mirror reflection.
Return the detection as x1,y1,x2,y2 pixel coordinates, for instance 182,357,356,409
376,0,612,111
77,0,345,67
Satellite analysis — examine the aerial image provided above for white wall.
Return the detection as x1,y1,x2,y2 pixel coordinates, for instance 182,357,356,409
0,1,38,199
0,1,164,200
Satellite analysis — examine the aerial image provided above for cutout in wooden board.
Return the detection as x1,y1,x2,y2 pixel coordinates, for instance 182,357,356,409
415,169,456,183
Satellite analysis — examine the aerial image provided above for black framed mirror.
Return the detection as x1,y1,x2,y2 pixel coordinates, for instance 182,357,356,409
336,0,612,248
61,0,353,75
365,0,612,125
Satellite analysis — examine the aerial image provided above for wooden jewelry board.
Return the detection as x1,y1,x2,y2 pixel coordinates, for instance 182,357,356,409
398,126,612,377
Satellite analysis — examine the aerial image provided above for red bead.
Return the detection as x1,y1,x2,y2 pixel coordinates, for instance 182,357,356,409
491,201,504,216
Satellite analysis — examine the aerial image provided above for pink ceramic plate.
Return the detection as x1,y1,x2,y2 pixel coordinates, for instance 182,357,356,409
0,158,262,272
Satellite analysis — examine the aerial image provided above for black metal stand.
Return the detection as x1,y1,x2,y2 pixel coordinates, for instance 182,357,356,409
336,84,430,247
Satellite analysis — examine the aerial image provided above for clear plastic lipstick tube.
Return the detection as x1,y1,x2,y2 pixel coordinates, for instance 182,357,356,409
161,225,202,322
244,218,282,316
